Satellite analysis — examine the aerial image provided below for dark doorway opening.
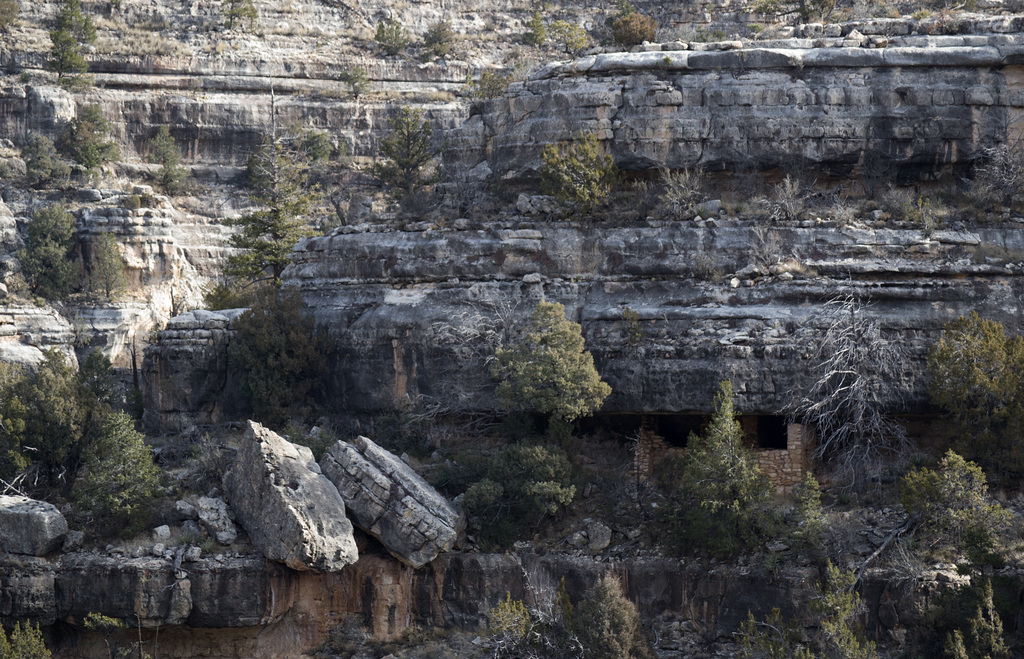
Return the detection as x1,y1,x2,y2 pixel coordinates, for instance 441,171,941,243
755,415,788,449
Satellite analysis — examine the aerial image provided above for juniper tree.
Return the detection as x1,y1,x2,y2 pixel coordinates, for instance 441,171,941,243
928,312,1024,485
57,105,120,171
147,125,186,192
492,300,611,423
18,204,77,300
89,233,127,300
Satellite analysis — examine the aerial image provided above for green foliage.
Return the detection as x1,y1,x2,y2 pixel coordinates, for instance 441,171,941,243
944,630,970,659
492,300,611,423
900,451,1011,565
463,442,575,548
539,132,617,218
21,134,71,188
928,312,1024,485
225,135,321,286
12,348,113,487
203,279,266,310
423,19,454,59
548,20,588,54
371,106,437,198
0,363,29,482
611,13,657,47
375,18,408,56
739,608,813,659
793,470,825,546
490,592,532,640
57,105,120,171
18,204,77,301
740,563,875,659
338,67,369,98
814,562,877,659
466,70,512,99
523,12,546,45
487,582,582,658
223,0,258,30
230,288,326,427
673,381,773,557
0,0,17,31
75,411,159,534
574,575,652,659
0,621,51,659
89,233,127,300
749,0,835,22
147,125,186,193
963,582,1011,659
48,0,95,86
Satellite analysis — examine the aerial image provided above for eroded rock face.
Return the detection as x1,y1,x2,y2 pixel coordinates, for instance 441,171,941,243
223,421,358,572
141,308,248,432
446,36,1024,181
0,495,68,556
320,436,463,568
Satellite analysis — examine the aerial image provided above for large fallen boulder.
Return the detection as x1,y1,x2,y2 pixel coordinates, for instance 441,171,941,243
0,495,68,556
223,421,358,572
320,436,464,568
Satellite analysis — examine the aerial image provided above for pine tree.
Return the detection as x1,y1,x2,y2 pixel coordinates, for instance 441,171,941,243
148,125,186,192
89,233,127,300
48,0,96,86
371,106,437,198
492,300,611,423
674,380,773,556
225,135,320,286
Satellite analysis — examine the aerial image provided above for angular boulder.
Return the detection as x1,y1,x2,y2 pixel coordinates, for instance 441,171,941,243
223,421,358,572
320,436,464,569
0,495,68,556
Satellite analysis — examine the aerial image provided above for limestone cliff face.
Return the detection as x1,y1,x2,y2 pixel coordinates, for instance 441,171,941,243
143,220,1024,430
283,223,1024,416
0,545,978,659
446,29,1024,181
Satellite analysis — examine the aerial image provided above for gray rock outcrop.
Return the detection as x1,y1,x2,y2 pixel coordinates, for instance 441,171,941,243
0,495,68,556
446,35,1024,181
195,496,237,545
223,421,358,572
141,308,249,433
320,436,464,568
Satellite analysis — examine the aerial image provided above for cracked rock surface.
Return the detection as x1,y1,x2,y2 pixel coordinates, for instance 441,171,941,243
223,421,358,572
320,436,463,568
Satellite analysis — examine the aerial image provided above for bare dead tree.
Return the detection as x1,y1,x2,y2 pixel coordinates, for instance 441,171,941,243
423,294,529,418
792,294,913,491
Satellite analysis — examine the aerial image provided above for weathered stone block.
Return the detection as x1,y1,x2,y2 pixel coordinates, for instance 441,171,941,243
0,496,67,556
223,421,358,572
320,436,463,569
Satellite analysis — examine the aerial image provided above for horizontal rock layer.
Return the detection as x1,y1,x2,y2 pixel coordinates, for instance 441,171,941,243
446,35,1024,179
0,546,1009,658
280,223,1024,416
